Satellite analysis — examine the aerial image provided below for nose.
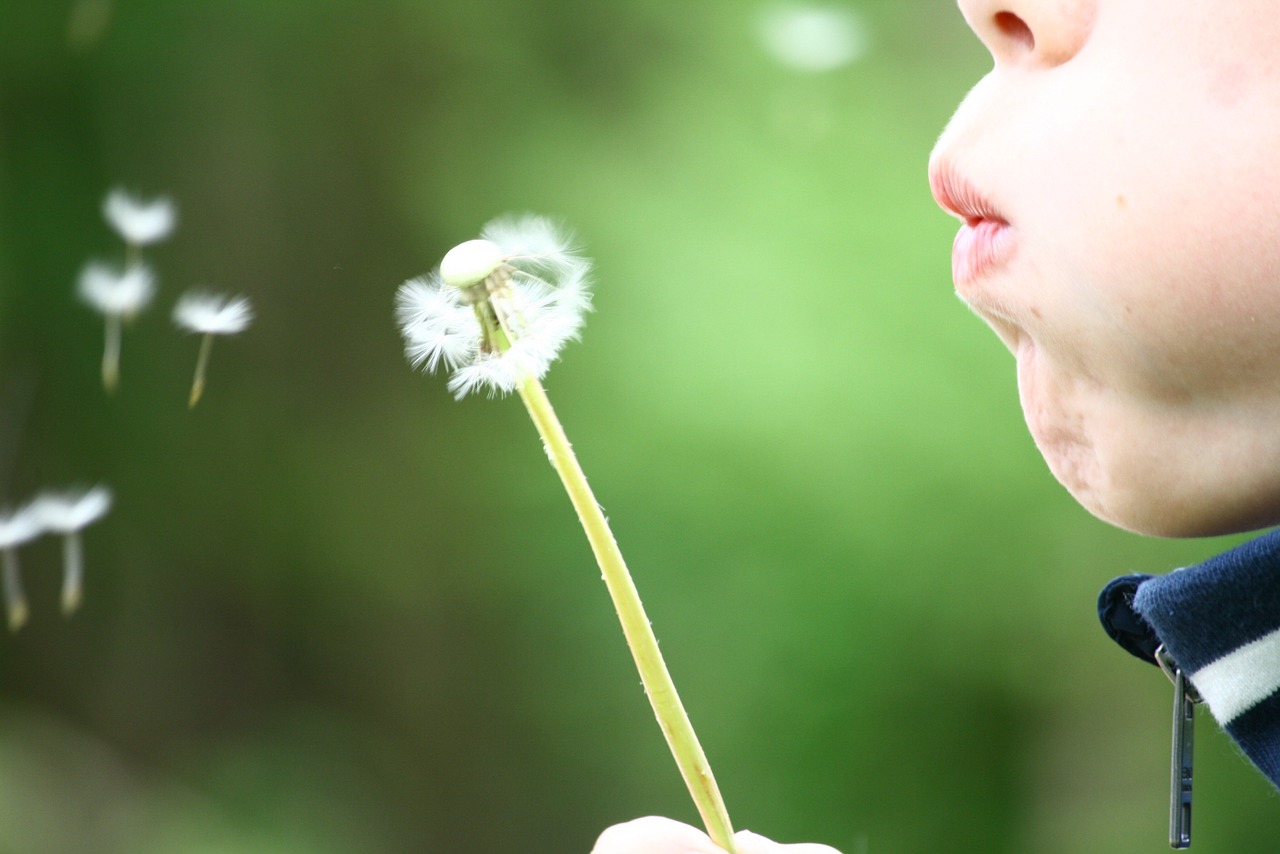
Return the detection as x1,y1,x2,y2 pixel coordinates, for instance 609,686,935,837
956,0,1096,67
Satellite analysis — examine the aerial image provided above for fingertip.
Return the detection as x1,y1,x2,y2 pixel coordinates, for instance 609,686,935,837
591,816,721,854
731,830,778,854
732,829,844,854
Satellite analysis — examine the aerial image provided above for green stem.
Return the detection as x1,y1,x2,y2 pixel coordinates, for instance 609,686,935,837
102,313,121,393
515,374,738,853
61,531,83,615
189,333,214,408
2,547,27,632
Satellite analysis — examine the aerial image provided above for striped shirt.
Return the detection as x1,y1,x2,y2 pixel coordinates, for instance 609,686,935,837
1099,530,1280,789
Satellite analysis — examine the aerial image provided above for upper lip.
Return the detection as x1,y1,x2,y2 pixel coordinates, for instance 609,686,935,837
928,161,1007,225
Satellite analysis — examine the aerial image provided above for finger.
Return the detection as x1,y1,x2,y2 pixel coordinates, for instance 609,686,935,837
591,816,724,854
732,830,844,854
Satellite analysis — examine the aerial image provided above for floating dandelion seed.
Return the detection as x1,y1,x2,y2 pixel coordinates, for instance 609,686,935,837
78,260,155,315
0,506,42,632
172,291,253,407
32,486,112,616
758,5,870,73
394,214,591,398
77,260,156,392
103,188,177,260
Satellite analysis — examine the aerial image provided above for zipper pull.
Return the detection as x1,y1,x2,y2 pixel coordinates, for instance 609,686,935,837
1155,644,1201,849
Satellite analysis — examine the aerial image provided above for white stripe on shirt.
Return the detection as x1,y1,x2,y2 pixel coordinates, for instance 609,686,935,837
1191,626,1280,725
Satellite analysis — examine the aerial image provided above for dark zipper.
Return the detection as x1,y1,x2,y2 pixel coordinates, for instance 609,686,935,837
1155,644,1201,849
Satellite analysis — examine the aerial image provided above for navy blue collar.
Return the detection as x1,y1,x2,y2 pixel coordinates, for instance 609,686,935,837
1099,530,1280,790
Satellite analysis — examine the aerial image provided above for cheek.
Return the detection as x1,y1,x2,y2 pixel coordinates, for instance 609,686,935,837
1026,103,1280,401
1089,196,1280,399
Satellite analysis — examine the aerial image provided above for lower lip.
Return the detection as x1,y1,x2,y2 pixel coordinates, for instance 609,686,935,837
952,219,1014,287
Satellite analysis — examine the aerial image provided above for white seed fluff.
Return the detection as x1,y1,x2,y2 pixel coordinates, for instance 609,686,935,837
31,486,113,533
0,506,42,549
173,292,254,335
103,188,177,245
759,5,869,73
78,260,156,316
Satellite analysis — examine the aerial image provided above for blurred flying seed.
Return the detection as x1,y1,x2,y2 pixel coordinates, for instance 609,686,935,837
758,4,870,72
0,507,41,631
33,487,113,616
173,292,254,406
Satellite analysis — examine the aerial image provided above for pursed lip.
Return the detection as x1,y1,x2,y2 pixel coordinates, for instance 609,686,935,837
928,161,1015,288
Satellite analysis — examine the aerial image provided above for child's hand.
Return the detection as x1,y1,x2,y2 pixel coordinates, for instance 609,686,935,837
590,816,842,854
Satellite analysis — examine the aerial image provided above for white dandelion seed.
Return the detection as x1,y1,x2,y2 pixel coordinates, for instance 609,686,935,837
31,486,112,616
77,259,156,392
0,506,42,632
758,5,870,73
103,188,177,249
78,259,156,316
394,214,593,398
174,291,253,334
173,291,254,407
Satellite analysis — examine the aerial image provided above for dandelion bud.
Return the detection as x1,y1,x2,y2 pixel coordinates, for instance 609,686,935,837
439,238,504,288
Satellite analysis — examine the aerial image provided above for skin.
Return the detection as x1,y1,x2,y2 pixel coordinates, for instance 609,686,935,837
930,0,1280,537
590,817,841,854
593,0,1280,850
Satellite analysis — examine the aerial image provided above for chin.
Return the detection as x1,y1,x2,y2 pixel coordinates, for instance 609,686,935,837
1030,407,1280,537
1065,474,1280,539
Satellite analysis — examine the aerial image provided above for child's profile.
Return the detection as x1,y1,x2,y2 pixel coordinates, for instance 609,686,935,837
592,0,1280,850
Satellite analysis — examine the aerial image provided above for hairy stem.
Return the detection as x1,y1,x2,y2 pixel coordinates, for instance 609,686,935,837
516,374,737,852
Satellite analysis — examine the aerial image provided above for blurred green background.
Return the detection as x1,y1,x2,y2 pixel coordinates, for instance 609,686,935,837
0,2,1275,852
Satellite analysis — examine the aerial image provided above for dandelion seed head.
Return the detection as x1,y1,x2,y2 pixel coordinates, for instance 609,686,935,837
440,239,504,289
32,486,112,533
78,260,156,316
103,188,177,245
173,292,254,335
395,214,593,398
0,506,41,548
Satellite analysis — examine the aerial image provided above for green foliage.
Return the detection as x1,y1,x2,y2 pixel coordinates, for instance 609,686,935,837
0,2,1271,852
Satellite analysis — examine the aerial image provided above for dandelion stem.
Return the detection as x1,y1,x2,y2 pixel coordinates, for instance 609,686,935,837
102,313,122,393
515,373,738,853
2,548,27,632
190,332,215,407
61,531,84,615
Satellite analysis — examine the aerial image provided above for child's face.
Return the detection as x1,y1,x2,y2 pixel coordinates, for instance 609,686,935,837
929,0,1280,537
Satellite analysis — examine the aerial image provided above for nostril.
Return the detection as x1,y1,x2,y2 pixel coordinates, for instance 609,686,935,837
994,11,1035,52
